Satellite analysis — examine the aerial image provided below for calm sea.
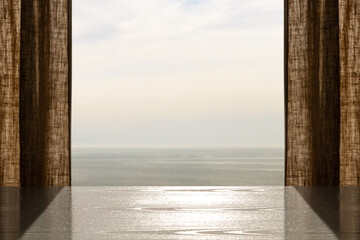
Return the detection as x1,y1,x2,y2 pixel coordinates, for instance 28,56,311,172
72,148,284,186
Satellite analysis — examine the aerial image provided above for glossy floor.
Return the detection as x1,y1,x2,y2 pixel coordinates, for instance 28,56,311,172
0,187,359,239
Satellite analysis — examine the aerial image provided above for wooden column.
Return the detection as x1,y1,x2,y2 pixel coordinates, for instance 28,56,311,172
285,0,340,186
0,1,21,186
339,0,360,186
20,0,71,186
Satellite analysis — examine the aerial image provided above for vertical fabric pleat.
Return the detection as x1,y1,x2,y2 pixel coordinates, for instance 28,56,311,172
0,1,21,186
0,0,71,186
286,0,340,186
339,0,360,186
286,0,360,186
20,0,71,186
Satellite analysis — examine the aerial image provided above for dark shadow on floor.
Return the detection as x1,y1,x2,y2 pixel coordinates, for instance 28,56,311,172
291,187,360,238
0,187,65,239
294,187,340,237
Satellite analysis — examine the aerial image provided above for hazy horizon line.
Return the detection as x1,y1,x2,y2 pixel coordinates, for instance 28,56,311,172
72,145,284,149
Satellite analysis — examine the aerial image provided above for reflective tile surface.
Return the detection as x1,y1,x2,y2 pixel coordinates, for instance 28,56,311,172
0,187,359,239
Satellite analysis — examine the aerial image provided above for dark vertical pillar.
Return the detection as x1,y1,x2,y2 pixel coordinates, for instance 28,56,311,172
0,1,21,186
285,0,340,186
339,0,360,186
20,0,71,186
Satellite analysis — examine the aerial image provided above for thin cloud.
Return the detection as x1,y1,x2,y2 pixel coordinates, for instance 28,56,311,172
72,0,283,148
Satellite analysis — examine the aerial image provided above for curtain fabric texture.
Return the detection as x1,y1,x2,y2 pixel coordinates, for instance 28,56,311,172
285,0,360,186
0,0,71,186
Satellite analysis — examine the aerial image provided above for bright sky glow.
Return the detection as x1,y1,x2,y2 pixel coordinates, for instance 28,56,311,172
72,0,283,148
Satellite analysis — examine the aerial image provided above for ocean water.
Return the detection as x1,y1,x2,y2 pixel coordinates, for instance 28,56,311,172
72,148,284,186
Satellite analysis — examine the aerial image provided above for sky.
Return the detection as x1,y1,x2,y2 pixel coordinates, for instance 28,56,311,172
72,0,284,148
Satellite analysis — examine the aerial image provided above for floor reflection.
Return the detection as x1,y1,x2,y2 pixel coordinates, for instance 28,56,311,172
285,187,360,239
339,187,360,239
0,188,20,240
0,187,359,239
0,187,71,239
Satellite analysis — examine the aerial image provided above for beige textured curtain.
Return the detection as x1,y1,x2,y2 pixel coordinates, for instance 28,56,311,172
0,0,71,186
285,0,360,186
